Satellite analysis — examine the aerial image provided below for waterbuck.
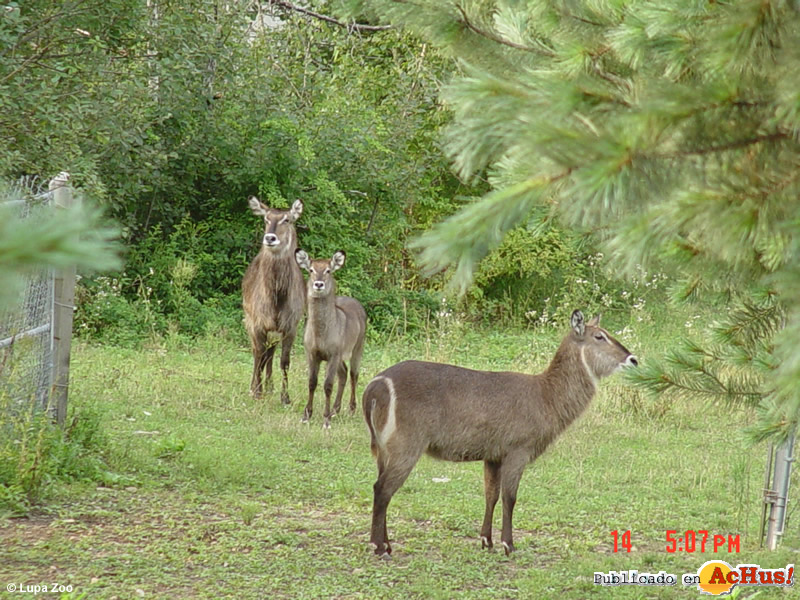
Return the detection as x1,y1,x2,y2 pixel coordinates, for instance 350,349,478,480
294,249,367,429
362,310,637,558
242,197,305,403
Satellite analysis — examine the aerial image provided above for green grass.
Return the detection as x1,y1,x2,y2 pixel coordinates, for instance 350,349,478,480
1,322,797,599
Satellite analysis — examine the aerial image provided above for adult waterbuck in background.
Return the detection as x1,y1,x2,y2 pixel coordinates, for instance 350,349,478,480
362,310,637,558
295,249,367,429
242,197,305,403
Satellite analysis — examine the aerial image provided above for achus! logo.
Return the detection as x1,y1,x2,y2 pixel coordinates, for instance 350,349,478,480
696,561,793,596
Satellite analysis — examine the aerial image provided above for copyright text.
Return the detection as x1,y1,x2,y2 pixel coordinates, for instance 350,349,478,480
6,583,74,595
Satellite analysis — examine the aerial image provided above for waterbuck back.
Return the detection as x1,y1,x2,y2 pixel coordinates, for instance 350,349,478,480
295,249,367,428
362,310,637,558
242,197,305,403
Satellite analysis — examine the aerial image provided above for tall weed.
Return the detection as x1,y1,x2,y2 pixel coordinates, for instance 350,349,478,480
0,391,113,515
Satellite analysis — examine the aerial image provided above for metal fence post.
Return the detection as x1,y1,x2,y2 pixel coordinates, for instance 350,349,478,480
50,172,77,424
764,430,796,550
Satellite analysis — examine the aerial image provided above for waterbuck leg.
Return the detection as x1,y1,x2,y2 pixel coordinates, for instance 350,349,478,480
249,332,270,398
332,361,347,416
279,333,294,405
348,365,359,414
371,453,419,559
261,343,277,395
250,356,263,399
480,460,501,550
499,453,528,556
349,340,364,414
322,358,340,429
302,357,320,423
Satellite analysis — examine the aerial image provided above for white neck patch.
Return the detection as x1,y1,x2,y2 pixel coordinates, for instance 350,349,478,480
580,346,598,389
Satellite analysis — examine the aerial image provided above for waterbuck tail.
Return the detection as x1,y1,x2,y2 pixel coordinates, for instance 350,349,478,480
362,375,395,458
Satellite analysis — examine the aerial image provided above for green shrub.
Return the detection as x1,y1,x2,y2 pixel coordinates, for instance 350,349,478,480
468,220,669,328
75,275,167,347
0,397,113,515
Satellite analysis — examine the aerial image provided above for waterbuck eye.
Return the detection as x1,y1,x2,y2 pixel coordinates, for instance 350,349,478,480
594,334,605,341
324,268,331,274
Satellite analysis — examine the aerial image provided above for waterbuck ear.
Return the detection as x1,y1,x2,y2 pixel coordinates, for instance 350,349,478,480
570,310,586,337
295,249,311,271
330,250,346,272
289,199,303,222
248,196,267,217
587,314,601,327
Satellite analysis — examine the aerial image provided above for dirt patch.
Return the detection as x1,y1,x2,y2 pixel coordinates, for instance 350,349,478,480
0,514,57,545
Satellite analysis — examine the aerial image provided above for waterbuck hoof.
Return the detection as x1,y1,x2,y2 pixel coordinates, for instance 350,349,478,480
481,536,493,550
301,416,309,424
323,418,331,430
502,541,514,556
372,543,392,559
281,395,290,406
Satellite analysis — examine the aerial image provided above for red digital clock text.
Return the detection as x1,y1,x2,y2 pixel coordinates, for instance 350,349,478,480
666,530,740,553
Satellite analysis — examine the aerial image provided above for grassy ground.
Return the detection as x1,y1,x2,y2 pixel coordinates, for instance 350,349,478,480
1,319,797,599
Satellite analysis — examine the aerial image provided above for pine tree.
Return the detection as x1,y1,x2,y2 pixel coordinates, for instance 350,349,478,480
0,180,120,310
337,0,800,441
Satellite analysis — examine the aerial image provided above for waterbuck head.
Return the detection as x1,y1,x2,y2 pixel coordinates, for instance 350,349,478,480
568,310,638,382
248,196,303,255
295,250,346,299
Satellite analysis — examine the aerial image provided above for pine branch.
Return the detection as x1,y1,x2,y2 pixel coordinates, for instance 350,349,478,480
411,170,571,292
628,361,763,405
589,47,632,97
0,184,122,310
713,299,784,350
657,132,790,159
564,12,604,28
270,0,393,32
745,394,797,444
453,4,554,56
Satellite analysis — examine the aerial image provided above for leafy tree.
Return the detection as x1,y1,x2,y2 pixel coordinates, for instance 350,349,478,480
338,0,800,441
3,0,475,336
0,1,152,190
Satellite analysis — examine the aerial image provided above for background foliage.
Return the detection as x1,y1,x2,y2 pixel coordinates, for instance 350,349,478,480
2,0,641,344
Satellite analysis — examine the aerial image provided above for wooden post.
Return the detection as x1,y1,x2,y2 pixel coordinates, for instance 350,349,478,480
50,172,76,424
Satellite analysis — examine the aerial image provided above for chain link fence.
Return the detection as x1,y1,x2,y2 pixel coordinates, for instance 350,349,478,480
0,174,71,418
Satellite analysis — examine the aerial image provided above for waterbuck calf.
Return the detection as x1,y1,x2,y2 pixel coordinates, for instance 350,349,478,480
363,310,637,558
295,250,367,429
242,197,305,403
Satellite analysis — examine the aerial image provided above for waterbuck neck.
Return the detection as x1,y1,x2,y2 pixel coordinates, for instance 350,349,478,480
540,338,597,429
261,249,299,289
307,292,338,338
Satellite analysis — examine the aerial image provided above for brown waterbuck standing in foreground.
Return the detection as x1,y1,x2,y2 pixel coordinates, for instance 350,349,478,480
295,249,367,429
242,197,305,403
363,310,638,558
